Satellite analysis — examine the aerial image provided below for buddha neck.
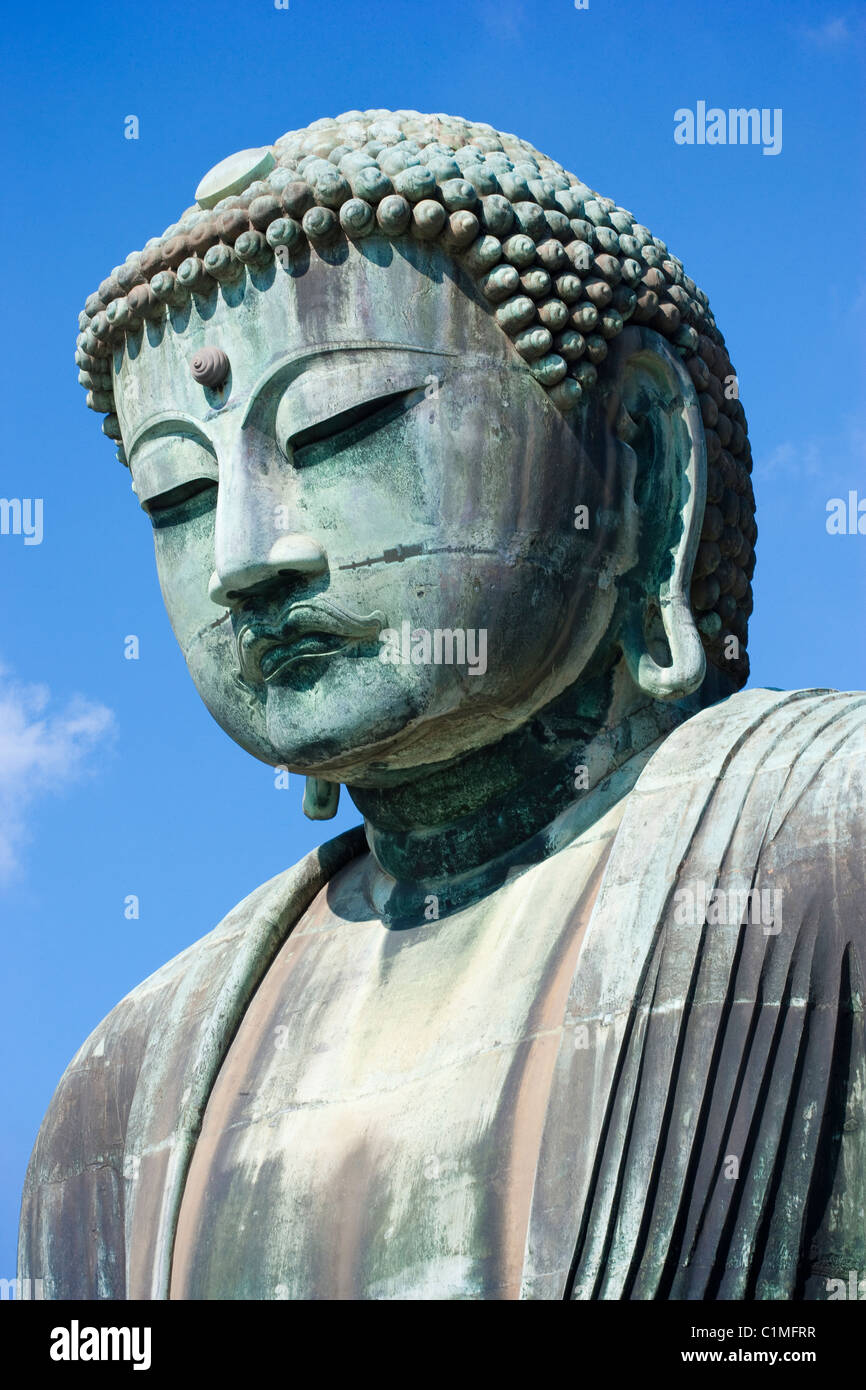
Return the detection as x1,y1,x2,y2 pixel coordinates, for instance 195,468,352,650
347,670,688,913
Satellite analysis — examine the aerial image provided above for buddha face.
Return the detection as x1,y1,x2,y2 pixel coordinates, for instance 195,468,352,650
114,238,625,783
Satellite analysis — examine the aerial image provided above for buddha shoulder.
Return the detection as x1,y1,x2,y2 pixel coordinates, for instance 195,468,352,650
691,686,866,798
639,686,866,874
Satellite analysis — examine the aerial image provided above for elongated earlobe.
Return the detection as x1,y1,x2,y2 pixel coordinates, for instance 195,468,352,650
303,777,340,820
624,593,706,699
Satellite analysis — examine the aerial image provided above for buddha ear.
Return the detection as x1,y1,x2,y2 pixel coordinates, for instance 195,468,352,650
603,325,707,700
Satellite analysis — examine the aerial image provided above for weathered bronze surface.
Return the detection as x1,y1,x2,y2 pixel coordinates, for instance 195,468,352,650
21,110,865,1300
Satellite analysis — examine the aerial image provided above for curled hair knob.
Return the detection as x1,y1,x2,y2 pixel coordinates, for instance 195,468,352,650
190,347,230,389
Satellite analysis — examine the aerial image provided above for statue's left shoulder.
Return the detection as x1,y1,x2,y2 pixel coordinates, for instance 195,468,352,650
771,688,866,851
670,686,866,789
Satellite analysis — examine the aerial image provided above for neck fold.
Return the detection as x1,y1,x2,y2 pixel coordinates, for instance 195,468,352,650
347,686,685,910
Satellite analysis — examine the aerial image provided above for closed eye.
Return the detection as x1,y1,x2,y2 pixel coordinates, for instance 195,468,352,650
130,431,218,520
145,477,217,521
288,386,422,465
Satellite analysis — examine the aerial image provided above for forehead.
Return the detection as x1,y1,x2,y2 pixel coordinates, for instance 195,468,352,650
113,237,512,444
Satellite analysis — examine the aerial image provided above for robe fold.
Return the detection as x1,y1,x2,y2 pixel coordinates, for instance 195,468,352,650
18,687,866,1299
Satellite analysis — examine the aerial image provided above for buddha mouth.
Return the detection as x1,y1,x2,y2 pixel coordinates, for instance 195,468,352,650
236,600,386,685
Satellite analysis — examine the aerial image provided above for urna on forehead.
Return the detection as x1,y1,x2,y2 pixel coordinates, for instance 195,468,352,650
73,108,756,684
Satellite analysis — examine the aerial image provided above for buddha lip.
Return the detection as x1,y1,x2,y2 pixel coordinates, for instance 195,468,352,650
237,600,386,685
258,632,350,681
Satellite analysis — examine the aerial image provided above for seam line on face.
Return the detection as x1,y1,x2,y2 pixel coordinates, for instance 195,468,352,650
337,545,567,574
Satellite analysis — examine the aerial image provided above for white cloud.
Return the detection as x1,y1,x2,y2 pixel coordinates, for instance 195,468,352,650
759,410,866,482
800,15,854,47
760,439,822,479
0,666,114,880
479,0,528,42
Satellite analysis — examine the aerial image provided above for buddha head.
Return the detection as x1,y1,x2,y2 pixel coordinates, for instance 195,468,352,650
75,110,756,810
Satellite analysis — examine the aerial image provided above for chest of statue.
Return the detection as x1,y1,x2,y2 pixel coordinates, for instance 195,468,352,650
168,816,621,1299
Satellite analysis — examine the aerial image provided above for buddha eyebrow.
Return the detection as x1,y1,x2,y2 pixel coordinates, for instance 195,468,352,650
241,341,459,426
126,411,215,457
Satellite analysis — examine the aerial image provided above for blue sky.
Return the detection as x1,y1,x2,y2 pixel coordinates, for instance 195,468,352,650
1,0,864,1279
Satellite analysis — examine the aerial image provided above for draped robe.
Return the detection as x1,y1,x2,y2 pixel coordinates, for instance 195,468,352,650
19,688,866,1299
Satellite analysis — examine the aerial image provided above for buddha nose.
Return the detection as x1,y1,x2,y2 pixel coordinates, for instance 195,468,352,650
208,533,328,607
